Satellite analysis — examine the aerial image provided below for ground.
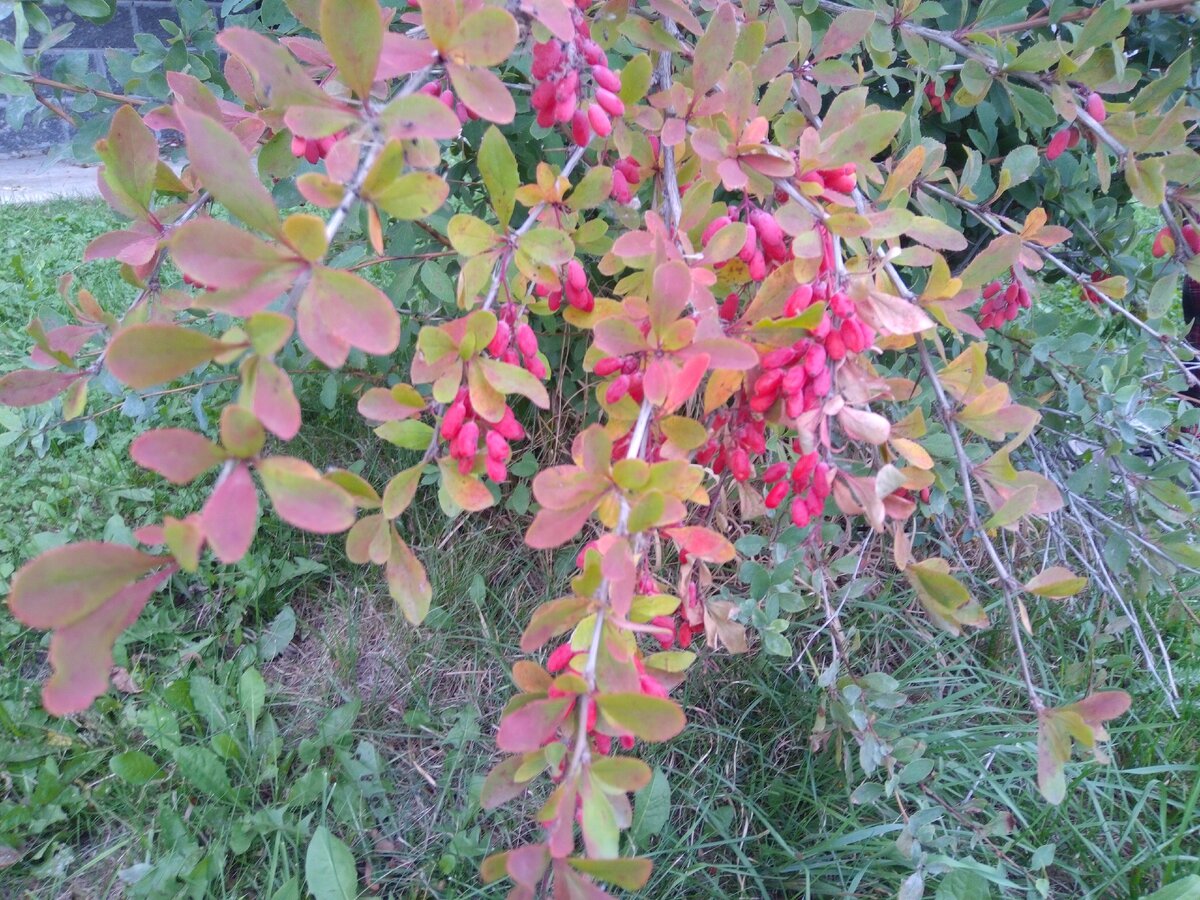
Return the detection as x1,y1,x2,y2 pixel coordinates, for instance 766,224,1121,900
0,198,1196,898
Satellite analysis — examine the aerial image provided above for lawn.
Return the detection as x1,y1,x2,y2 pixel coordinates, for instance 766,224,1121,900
0,199,1197,898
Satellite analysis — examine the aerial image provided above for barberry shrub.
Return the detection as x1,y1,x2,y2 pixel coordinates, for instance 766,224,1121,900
2,0,1200,894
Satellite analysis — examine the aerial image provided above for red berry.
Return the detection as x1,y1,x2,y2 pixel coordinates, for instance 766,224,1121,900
765,481,789,509
1046,129,1070,161
594,356,624,377
571,109,591,146
595,88,624,118
591,65,621,93
1085,92,1106,122
586,103,612,138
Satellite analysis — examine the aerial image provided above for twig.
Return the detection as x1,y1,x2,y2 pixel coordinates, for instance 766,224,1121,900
480,142,590,313
916,339,1045,711
981,0,1196,36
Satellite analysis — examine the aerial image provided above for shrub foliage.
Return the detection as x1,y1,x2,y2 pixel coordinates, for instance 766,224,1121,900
2,0,1199,894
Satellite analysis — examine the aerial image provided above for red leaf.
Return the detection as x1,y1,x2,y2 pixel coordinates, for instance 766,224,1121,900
130,428,226,484
0,369,84,407
377,33,437,78
379,94,463,141
105,324,231,390
298,267,401,367
42,568,173,716
250,358,301,440
201,462,259,563
257,456,358,533
217,27,331,109
1068,690,1132,726
664,352,709,413
171,219,298,297
8,542,162,630
664,526,736,563
525,503,599,550
84,225,160,266
496,697,572,752
29,325,101,368
177,105,281,238
446,63,515,124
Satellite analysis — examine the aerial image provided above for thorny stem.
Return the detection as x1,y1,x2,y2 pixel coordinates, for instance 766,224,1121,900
90,189,213,375
916,340,1045,711
283,66,433,315
982,0,1195,36
918,180,1200,393
567,399,654,779
481,142,591,313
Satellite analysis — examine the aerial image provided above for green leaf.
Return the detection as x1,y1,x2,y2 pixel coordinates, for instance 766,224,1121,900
597,693,685,742
905,559,987,636
320,0,381,100
305,826,358,900
567,857,653,891
618,53,653,105
631,767,670,843
375,419,436,450
1024,566,1086,599
446,7,518,68
999,145,1039,192
824,111,904,165
479,125,518,226
173,745,234,799
1075,0,1131,54
567,166,614,211
1142,876,1200,900
109,750,163,785
238,667,266,725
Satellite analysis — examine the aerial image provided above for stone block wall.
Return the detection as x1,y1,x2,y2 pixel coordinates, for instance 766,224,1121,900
0,1,222,156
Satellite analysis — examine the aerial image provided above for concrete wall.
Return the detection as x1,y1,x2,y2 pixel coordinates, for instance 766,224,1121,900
0,1,221,156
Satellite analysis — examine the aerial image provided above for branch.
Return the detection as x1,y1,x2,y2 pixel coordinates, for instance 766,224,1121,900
916,340,1045,711
981,0,1196,36
480,141,590,313
918,180,1200,393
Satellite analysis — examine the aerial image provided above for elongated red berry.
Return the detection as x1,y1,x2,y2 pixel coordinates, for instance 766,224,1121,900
1085,92,1106,122
1046,129,1070,161
595,88,624,118
586,103,612,137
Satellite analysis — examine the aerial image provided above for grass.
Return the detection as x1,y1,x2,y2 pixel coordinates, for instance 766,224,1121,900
0,198,1197,899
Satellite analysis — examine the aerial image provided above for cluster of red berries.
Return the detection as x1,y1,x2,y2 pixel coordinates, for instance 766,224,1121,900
798,163,857,197
610,152,644,205
1152,223,1200,258
544,637,668,757
290,130,348,164
702,205,790,282
923,75,956,114
594,354,645,406
529,9,623,144
977,276,1031,330
489,303,547,379
441,387,525,482
536,258,595,312
418,80,478,125
765,450,833,528
1047,93,1105,160
695,404,766,477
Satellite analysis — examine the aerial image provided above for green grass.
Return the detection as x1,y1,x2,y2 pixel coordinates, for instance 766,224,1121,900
0,199,1197,899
